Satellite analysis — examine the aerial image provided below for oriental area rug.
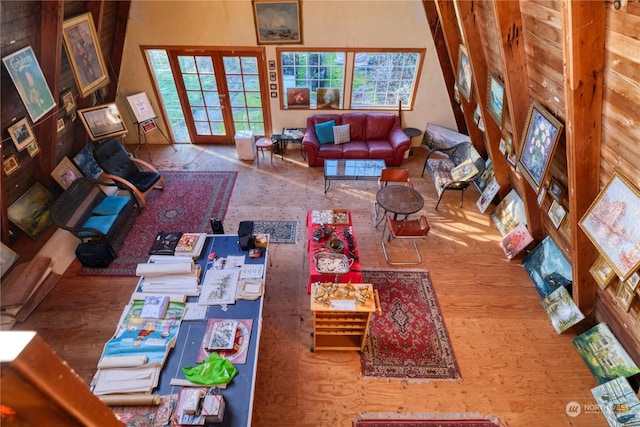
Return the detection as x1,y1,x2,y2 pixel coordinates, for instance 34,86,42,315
82,171,236,276
253,220,299,243
360,269,460,381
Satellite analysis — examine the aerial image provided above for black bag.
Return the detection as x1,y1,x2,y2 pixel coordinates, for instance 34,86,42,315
238,221,255,251
75,241,116,268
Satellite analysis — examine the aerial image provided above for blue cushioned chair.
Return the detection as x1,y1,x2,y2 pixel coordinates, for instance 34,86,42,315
92,138,165,208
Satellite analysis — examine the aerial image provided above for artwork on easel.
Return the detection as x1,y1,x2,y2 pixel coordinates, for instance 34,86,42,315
126,92,156,123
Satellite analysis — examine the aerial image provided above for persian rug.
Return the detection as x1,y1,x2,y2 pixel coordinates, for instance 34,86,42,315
253,220,299,243
82,171,236,276
353,415,501,427
360,269,460,380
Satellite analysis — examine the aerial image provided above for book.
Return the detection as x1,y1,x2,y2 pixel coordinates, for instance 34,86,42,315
197,318,253,364
449,159,479,182
174,233,207,258
207,320,239,350
148,232,183,255
140,295,169,319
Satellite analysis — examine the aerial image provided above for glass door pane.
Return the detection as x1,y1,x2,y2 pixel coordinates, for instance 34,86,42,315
223,55,265,136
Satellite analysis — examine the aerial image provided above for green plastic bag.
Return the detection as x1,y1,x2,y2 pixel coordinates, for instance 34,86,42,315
182,352,238,385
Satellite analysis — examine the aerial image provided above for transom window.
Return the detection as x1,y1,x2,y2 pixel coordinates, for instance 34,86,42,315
277,49,424,110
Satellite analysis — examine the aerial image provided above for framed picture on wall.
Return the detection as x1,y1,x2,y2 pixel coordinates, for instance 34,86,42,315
7,118,36,151
62,12,110,97
3,155,19,176
78,103,128,141
579,172,640,281
456,44,472,102
486,72,505,126
51,157,83,189
253,1,302,45
549,176,565,201
517,101,564,194
547,199,566,229
7,182,55,239
589,255,615,290
26,140,40,158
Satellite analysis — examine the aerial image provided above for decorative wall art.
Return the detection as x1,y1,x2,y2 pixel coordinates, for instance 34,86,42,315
500,222,533,260
78,103,128,141
61,90,76,115
62,12,110,97
26,140,40,158
3,155,19,176
627,272,640,291
51,156,83,190
316,88,340,109
476,177,500,214
2,46,57,123
503,131,516,166
286,87,310,109
547,200,567,229
548,176,565,201
486,72,505,125
253,0,302,45
579,172,640,281
126,92,156,123
456,44,472,102
522,236,572,298
490,189,527,237
7,182,55,239
474,158,494,192
616,282,634,312
540,286,584,334
517,101,564,193
73,143,103,179
7,117,36,151
591,377,640,426
589,255,615,290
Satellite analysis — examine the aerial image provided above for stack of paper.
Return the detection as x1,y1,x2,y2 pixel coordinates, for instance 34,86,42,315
136,257,201,296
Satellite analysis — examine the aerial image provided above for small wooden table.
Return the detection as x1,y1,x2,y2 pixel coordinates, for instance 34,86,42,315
375,184,424,225
310,282,379,352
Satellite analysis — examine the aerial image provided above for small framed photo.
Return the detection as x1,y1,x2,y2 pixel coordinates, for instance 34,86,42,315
3,155,19,176
270,72,276,81
57,118,66,132
626,272,640,292
456,44,472,102
61,90,76,115
270,91,277,98
616,282,634,312
590,255,615,290
268,60,276,70
78,102,128,141
51,156,83,189
549,176,565,201
547,199,567,229
270,84,277,90
7,118,36,151
537,186,547,206
486,72,505,126
26,140,40,158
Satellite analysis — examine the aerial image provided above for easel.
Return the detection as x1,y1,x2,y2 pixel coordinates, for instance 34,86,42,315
126,92,176,157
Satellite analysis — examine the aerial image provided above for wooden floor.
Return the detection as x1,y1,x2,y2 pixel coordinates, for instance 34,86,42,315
13,143,606,427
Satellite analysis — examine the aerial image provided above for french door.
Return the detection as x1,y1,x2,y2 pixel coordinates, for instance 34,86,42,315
166,49,270,144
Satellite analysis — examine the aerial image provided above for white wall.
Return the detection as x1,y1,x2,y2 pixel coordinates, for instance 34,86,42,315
117,0,457,144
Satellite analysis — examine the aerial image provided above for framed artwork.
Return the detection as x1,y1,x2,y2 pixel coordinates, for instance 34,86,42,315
3,155,19,176
61,90,76,114
51,156,83,190
26,140,40,158
579,172,640,281
616,282,634,312
317,88,340,109
549,176,565,201
78,103,128,141
270,91,277,98
537,186,547,206
504,131,516,166
286,87,310,108
126,92,156,123
62,12,110,97
500,222,533,260
2,46,57,123
590,255,615,290
626,272,640,292
7,182,54,239
253,1,302,45
270,72,276,81
268,60,276,70
56,118,66,132
517,101,564,193
486,72,505,126
476,177,500,214
7,117,36,151
490,189,527,237
270,84,277,90
548,199,567,229
540,287,584,334
456,44,472,102
521,236,572,298
73,143,103,179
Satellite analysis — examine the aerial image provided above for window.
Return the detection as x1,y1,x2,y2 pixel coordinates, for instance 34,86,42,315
278,49,424,110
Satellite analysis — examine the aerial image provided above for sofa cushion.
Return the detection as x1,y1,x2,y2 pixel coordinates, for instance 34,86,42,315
92,195,130,216
342,113,367,141
366,113,396,140
366,140,394,158
333,124,350,144
318,143,344,158
341,141,370,159
315,120,336,144
81,215,119,236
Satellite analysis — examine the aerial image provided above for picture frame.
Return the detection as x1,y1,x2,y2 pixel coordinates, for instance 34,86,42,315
590,255,615,290
73,143,103,179
270,72,276,81
486,72,505,126
317,88,340,109
517,101,564,194
126,92,156,123
7,182,55,239
504,131,516,166
56,118,66,132
522,236,572,298
626,272,640,292
61,90,76,115
456,44,472,102
26,140,40,158
51,156,83,190
62,12,110,97
270,91,277,98
2,46,57,123
616,282,634,312
268,60,276,70
579,172,640,281
548,199,567,229
537,186,547,206
253,1,302,45
270,84,277,91
78,102,128,141
7,117,36,151
286,87,310,109
3,155,19,176
549,176,565,202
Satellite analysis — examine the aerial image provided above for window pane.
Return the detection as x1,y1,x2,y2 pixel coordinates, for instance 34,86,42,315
200,75,217,91
195,56,213,73
182,74,200,91
280,51,344,109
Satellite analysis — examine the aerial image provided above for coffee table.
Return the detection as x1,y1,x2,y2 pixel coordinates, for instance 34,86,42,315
323,159,386,193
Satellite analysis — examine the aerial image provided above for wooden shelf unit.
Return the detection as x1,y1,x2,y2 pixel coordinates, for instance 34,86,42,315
310,283,379,352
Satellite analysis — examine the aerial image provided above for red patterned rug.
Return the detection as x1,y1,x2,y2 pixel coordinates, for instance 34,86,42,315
353,418,500,427
82,171,236,276
360,269,460,380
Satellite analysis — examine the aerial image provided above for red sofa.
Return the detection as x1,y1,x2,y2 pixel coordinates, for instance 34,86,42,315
302,113,411,167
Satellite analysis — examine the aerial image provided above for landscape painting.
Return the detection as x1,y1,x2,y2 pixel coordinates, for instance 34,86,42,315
540,286,584,334
7,182,54,239
591,377,640,427
522,236,572,298
253,1,301,44
490,189,527,237
573,322,640,384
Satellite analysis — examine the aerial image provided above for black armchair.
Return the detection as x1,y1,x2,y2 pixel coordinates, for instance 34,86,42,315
92,138,164,208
